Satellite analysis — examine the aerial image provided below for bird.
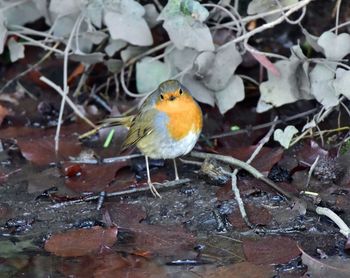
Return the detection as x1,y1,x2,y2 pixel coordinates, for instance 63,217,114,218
85,80,203,197
80,80,203,198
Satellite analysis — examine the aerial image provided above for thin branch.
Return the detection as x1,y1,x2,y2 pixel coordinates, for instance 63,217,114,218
316,206,350,238
49,178,191,208
55,14,84,152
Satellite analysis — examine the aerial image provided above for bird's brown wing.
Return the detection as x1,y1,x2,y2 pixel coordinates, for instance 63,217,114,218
121,109,157,150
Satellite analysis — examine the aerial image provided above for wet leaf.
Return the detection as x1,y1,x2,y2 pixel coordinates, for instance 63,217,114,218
0,104,9,126
296,140,328,165
45,226,118,257
222,146,284,174
201,261,273,278
228,204,272,230
301,248,350,278
158,0,214,51
273,125,298,149
243,236,300,264
63,161,129,193
59,253,165,278
107,203,195,256
17,136,81,166
318,31,350,60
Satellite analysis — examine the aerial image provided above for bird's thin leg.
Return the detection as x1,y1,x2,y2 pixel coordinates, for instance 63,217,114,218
145,156,161,198
173,158,179,180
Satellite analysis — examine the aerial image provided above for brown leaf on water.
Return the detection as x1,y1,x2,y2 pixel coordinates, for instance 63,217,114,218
243,236,300,264
228,203,272,230
221,146,283,174
0,104,9,126
17,136,81,166
197,261,273,278
296,140,328,165
44,226,118,257
63,161,130,193
106,203,195,257
301,247,350,278
59,253,166,278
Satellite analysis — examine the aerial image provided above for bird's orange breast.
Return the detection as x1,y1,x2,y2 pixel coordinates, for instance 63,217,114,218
155,94,202,141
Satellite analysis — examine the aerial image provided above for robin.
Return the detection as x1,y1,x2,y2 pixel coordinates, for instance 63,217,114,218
90,80,203,197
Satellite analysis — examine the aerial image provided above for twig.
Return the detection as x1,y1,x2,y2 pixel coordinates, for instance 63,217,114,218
306,155,319,188
230,116,278,227
0,42,60,94
208,107,318,140
40,76,96,128
54,14,84,152
191,151,295,201
49,178,191,208
316,206,350,238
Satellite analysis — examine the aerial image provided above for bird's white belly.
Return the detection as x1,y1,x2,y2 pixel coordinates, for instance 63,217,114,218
138,130,200,159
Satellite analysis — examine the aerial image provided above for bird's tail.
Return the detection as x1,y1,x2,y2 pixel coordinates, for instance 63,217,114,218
79,115,134,140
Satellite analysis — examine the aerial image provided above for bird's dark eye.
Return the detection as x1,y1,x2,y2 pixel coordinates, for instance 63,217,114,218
160,94,164,100
179,89,183,95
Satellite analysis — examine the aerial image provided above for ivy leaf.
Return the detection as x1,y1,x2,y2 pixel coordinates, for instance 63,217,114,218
105,39,127,57
274,126,298,149
310,63,338,109
202,44,242,91
257,45,312,112
333,68,350,99
8,37,24,62
158,0,214,51
104,0,153,46
0,15,7,54
247,0,298,22
318,31,350,60
136,57,173,93
181,74,215,106
215,75,245,114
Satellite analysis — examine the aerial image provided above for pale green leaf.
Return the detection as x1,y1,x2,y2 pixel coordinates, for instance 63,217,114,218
8,37,24,62
136,57,173,93
274,125,298,149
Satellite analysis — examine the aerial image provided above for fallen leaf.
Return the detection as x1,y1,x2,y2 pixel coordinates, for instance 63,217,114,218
243,236,300,264
0,104,9,126
301,247,350,278
202,261,273,278
228,204,272,230
45,226,118,257
63,161,130,193
17,136,81,166
107,203,195,257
